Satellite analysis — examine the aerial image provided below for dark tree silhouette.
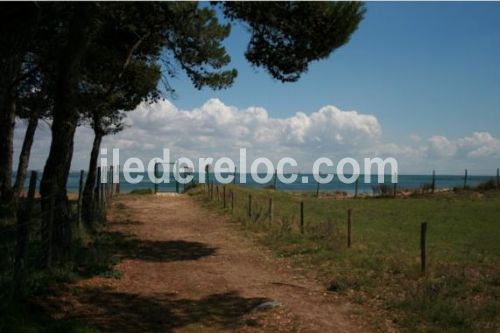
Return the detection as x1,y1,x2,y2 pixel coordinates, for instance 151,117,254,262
0,2,365,265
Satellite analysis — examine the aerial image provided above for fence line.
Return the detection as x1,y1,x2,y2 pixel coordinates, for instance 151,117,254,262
202,183,446,275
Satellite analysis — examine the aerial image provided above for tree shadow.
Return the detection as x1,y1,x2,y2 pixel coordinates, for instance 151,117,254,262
108,231,218,262
63,286,269,332
111,218,143,226
76,231,217,278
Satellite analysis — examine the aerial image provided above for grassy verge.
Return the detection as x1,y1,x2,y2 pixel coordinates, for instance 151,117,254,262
190,185,500,332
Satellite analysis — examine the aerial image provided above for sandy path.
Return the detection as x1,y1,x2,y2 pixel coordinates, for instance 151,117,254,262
59,194,370,332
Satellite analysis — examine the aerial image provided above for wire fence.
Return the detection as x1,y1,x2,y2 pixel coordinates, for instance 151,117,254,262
1,165,118,298
198,180,499,277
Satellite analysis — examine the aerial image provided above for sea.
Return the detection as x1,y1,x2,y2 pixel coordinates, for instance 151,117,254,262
16,172,498,194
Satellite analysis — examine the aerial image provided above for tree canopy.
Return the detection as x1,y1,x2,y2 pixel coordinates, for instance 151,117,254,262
220,2,364,82
0,1,365,265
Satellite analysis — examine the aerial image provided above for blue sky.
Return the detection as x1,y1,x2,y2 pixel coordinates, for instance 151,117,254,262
169,2,499,143
15,2,500,175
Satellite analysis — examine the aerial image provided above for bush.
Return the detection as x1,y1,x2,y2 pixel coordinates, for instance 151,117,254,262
453,185,470,192
475,179,497,191
129,188,153,195
372,184,394,197
421,182,434,194
184,181,198,192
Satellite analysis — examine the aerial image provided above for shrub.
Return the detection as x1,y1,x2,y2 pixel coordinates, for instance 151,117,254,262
372,184,394,197
129,188,153,195
421,182,434,193
475,179,497,191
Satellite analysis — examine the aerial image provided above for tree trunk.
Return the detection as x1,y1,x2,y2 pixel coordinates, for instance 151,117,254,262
0,3,40,203
13,115,39,200
13,170,37,296
0,95,16,203
40,4,96,265
82,130,103,225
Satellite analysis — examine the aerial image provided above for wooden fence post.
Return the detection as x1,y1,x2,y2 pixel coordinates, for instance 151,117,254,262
248,194,252,218
354,177,359,198
463,169,468,189
14,170,37,294
108,165,111,199
496,168,499,189
223,186,226,209
105,166,108,200
105,167,109,200
104,167,108,201
101,182,106,219
347,208,352,248
94,166,101,219
431,170,436,194
316,181,320,198
231,190,234,213
109,166,114,198
116,164,120,194
300,201,304,234
104,165,107,200
268,197,273,223
393,182,397,198
274,169,278,190
216,186,219,201
98,180,102,216
77,170,84,225
100,167,106,218
154,163,159,194
234,167,237,184
109,166,115,198
421,222,427,274
104,167,110,200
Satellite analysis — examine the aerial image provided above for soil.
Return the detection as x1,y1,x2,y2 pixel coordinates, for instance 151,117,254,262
48,194,372,332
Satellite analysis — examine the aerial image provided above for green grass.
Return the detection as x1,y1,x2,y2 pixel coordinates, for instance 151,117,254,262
191,185,500,332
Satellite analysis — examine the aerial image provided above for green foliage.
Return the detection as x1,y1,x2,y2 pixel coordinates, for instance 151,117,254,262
166,3,237,90
220,2,365,82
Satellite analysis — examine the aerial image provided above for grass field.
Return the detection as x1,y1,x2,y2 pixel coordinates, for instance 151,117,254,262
191,185,500,332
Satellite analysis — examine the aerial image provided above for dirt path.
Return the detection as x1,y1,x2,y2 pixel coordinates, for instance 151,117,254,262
56,194,371,332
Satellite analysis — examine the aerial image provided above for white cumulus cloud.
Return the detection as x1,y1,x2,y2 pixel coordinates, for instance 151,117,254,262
12,98,500,175
428,135,458,157
428,132,500,159
458,132,500,158
102,98,383,164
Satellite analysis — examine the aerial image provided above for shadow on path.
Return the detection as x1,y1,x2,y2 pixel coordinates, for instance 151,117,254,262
67,287,269,332
111,218,144,226
108,231,218,262
76,231,217,278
